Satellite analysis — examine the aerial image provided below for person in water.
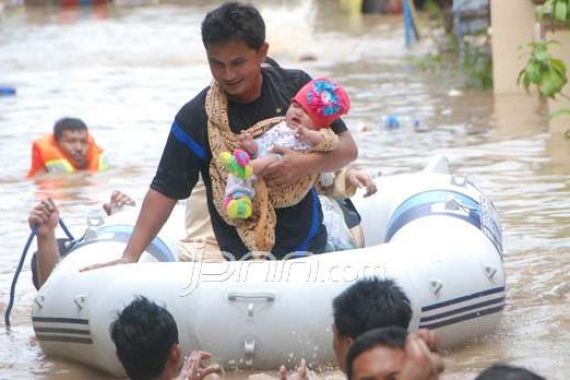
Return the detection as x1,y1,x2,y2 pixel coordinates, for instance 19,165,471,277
82,1,358,271
27,117,108,177
110,295,221,380
345,327,444,380
279,278,441,380
28,191,134,289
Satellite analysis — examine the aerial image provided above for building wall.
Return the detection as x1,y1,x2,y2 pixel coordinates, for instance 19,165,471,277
490,0,537,95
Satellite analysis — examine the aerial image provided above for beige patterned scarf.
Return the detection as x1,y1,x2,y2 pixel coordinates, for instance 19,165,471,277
206,80,319,254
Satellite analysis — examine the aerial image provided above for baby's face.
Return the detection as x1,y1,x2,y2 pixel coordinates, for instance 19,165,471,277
286,102,317,130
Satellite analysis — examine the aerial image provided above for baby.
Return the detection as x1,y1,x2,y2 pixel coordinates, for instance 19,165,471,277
220,78,351,219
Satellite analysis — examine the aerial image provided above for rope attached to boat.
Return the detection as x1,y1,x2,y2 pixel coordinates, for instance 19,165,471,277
4,219,75,328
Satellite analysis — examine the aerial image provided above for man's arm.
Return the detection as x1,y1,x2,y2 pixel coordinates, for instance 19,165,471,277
82,189,176,271
29,199,60,288
262,131,358,188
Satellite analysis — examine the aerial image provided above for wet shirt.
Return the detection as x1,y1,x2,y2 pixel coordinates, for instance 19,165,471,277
151,66,348,259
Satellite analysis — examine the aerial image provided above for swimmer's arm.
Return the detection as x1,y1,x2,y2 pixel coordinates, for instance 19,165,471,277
36,234,59,288
29,199,60,288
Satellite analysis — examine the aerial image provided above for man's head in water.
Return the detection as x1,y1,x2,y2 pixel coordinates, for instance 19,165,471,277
53,117,89,169
332,277,412,371
110,296,181,379
345,327,408,380
201,2,268,103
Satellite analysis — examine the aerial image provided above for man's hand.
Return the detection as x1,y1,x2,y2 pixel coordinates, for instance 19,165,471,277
28,199,59,237
102,190,135,216
79,256,137,272
398,329,444,380
175,351,221,380
295,127,322,146
279,358,308,380
262,146,311,188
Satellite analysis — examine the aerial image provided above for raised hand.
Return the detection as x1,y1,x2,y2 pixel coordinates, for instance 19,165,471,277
28,198,59,236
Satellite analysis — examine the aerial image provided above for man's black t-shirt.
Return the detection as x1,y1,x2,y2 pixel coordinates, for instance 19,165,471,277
151,65,348,259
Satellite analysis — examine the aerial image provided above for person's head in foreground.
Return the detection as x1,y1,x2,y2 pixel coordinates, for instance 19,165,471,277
474,363,545,380
287,78,351,130
345,327,407,380
332,277,412,371
110,296,180,380
346,327,444,380
201,1,268,103
53,117,90,168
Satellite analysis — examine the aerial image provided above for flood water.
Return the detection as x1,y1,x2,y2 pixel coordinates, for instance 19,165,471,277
1,0,570,379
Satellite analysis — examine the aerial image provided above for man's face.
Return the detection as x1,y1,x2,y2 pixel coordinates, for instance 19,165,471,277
57,129,89,169
286,101,316,130
351,345,405,380
206,40,268,103
332,324,354,372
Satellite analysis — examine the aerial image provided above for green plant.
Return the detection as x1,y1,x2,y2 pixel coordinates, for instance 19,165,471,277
537,0,570,23
462,41,493,90
517,40,568,98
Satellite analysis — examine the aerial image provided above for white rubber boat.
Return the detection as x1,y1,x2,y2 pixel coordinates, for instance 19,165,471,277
31,155,505,376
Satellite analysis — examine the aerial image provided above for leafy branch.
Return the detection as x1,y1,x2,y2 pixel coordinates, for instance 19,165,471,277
537,0,570,24
517,40,568,99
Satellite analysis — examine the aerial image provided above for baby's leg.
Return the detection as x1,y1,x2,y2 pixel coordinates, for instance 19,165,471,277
220,150,253,180
225,174,255,219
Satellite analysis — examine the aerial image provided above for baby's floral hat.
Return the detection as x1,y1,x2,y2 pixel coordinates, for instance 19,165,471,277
293,78,351,129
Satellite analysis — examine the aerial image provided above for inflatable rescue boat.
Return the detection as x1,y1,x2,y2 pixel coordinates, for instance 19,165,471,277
31,155,505,376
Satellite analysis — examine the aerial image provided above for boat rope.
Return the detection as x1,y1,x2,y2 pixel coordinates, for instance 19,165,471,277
4,219,75,328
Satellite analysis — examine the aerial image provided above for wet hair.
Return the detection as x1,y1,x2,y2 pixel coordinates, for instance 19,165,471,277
110,296,179,380
333,277,412,339
345,327,407,380
53,117,88,141
475,364,545,380
201,2,265,50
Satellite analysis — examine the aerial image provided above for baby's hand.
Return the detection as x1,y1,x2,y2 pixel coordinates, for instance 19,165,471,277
238,131,256,155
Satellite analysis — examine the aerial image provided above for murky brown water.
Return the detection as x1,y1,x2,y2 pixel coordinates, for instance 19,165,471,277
1,1,570,379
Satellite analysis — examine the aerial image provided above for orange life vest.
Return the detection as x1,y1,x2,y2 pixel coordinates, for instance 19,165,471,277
27,133,108,177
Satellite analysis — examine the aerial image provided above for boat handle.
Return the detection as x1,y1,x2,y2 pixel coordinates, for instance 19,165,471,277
227,291,276,302
34,295,45,309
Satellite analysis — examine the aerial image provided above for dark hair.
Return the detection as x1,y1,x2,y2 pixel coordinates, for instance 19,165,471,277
333,278,412,339
201,2,265,50
53,117,87,141
475,364,545,380
345,327,407,380
110,296,179,380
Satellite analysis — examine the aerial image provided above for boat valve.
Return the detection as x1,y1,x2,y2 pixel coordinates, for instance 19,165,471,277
86,210,105,227
451,175,468,187
34,295,45,309
483,265,497,279
74,295,87,311
429,280,443,295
